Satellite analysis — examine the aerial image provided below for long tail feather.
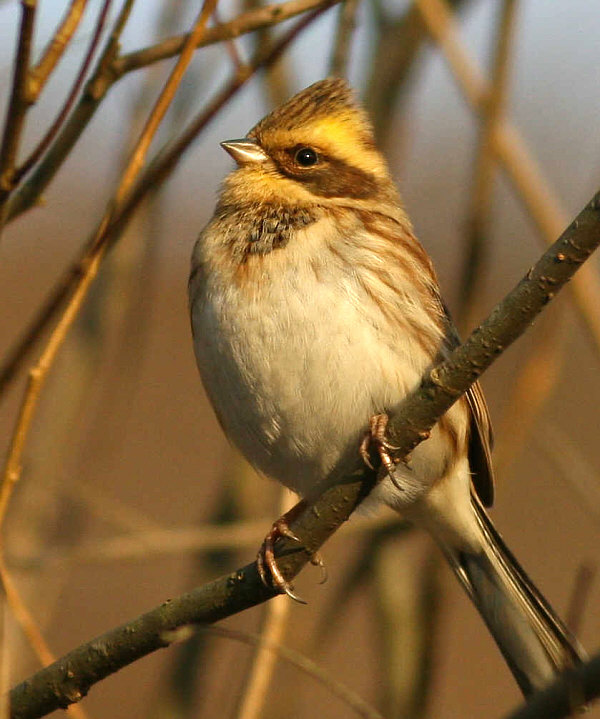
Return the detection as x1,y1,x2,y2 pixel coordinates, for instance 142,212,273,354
445,494,585,696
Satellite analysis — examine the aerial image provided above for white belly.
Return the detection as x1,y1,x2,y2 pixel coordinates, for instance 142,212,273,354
190,220,462,500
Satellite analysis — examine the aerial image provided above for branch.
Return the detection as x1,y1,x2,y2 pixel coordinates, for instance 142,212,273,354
4,0,339,223
113,0,334,77
14,0,113,183
504,652,600,719
0,0,36,203
9,189,600,719
27,0,89,101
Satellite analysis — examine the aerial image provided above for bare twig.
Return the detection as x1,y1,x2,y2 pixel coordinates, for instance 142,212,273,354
4,0,136,222
0,0,218,532
14,0,113,182
414,0,600,356
329,0,361,77
459,0,518,327
112,0,334,77
365,0,467,143
0,1,37,204
28,0,89,101
8,186,600,719
10,515,401,568
4,0,335,224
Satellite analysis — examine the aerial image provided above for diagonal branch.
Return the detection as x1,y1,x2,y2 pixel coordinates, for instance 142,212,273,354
8,188,600,719
0,1,36,205
13,0,113,183
5,0,340,223
27,0,89,101
113,0,335,77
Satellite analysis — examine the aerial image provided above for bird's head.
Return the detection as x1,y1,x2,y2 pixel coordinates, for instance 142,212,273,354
219,78,399,210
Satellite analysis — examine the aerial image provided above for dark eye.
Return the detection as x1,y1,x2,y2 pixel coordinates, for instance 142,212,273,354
294,147,318,167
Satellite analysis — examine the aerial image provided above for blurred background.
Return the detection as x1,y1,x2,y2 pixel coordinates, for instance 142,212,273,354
1,1,599,717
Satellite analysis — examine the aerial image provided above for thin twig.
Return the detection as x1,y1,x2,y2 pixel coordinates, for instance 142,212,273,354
8,186,600,719
414,0,600,358
0,0,218,532
27,0,89,101
213,5,246,70
459,0,518,327
234,492,294,719
4,0,337,224
329,0,361,77
4,0,136,222
14,0,113,182
113,0,335,77
0,1,37,204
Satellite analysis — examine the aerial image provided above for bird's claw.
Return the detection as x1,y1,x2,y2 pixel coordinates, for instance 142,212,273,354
359,413,399,477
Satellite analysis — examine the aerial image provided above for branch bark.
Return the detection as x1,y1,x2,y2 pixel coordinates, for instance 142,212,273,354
8,189,600,719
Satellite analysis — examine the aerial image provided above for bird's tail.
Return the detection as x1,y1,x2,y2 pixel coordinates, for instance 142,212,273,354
444,494,585,696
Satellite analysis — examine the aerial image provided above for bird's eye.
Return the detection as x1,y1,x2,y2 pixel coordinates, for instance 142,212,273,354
294,147,318,167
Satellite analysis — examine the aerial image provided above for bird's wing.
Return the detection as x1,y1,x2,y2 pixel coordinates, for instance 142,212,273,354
440,302,495,507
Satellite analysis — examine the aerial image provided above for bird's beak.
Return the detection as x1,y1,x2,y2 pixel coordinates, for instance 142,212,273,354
220,138,268,166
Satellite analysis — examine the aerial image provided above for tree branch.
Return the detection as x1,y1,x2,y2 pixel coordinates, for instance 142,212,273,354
8,189,600,719
504,651,600,719
0,0,36,204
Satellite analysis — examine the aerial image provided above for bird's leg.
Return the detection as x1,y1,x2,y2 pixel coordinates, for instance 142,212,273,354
360,413,400,477
257,499,325,603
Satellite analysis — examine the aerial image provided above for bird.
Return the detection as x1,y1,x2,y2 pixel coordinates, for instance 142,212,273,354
188,77,583,696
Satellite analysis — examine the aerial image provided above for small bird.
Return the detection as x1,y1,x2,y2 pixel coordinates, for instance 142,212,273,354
189,78,583,696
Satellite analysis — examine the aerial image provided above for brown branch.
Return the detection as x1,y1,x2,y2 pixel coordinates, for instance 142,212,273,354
0,0,36,204
8,187,600,719
113,0,333,77
14,0,113,182
4,0,339,225
4,0,136,222
27,0,89,101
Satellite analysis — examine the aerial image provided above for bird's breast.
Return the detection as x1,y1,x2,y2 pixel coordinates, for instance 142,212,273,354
190,213,452,495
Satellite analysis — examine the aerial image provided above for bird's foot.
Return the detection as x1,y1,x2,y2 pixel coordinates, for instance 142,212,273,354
257,499,325,603
359,413,400,478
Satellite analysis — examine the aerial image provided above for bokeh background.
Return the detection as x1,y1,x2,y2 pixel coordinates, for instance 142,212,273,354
1,1,599,717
